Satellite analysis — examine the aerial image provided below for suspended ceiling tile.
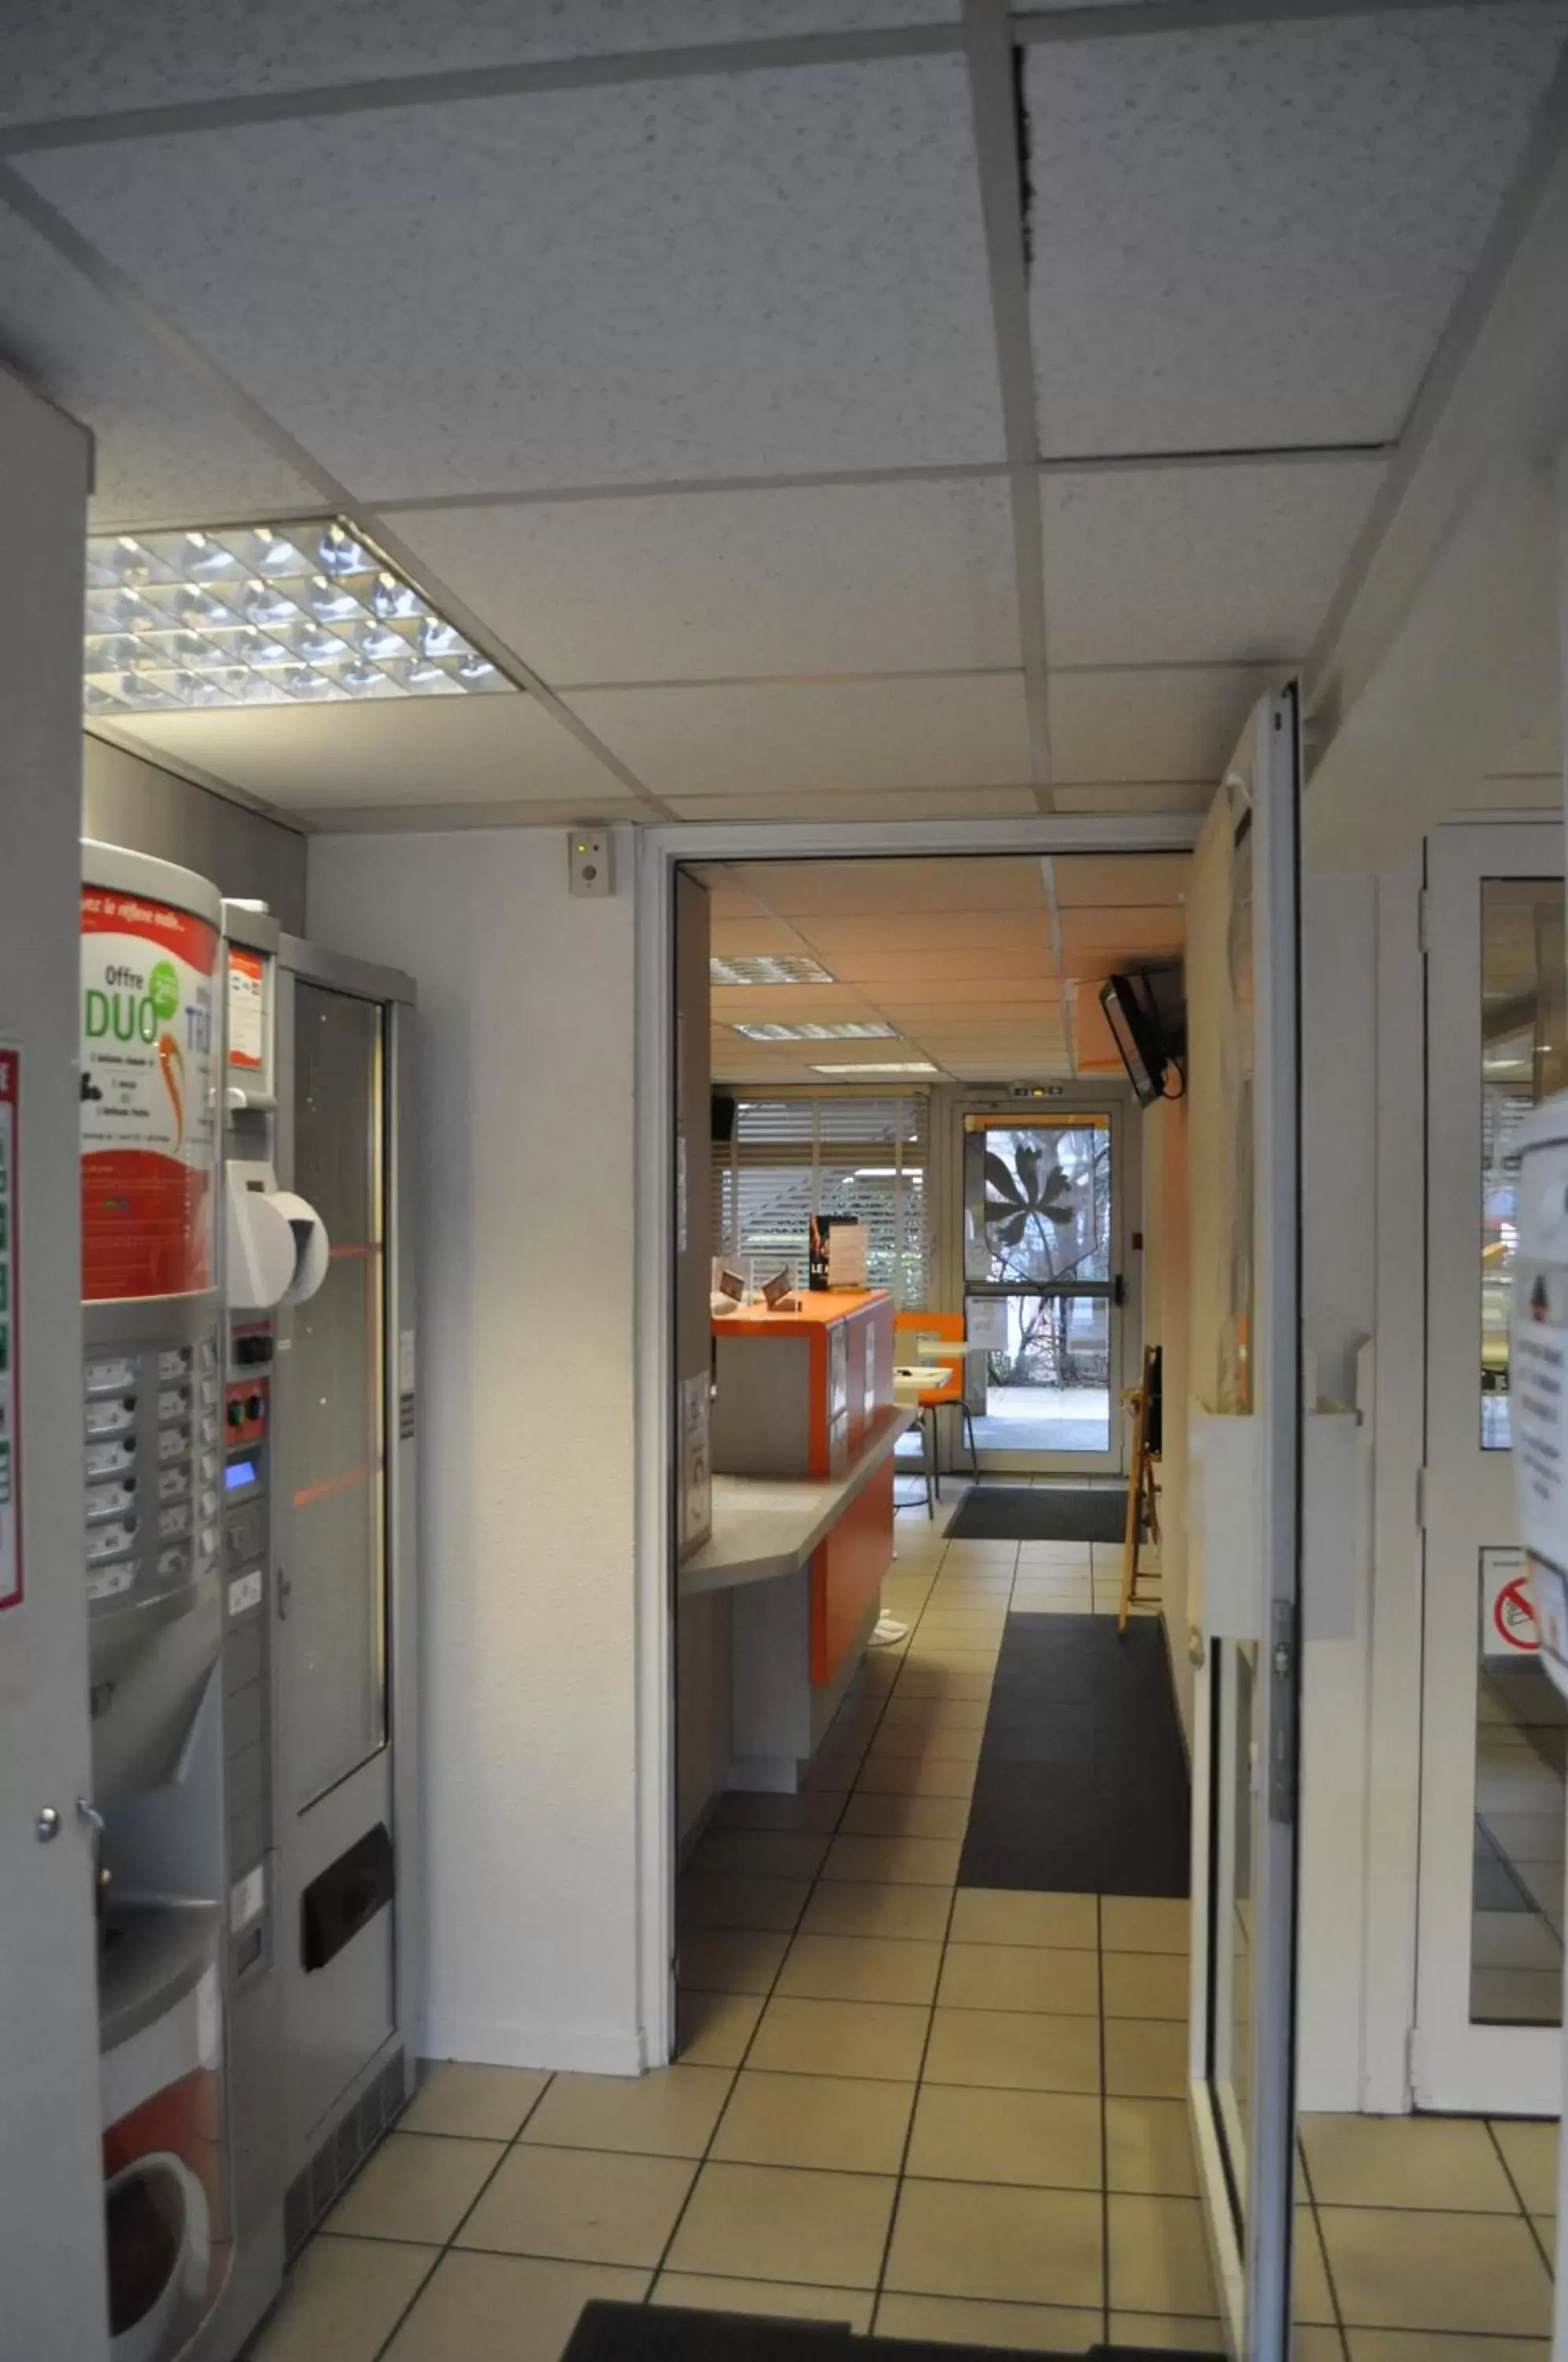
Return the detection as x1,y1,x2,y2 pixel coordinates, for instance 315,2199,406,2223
802,909,1055,953
100,695,623,811
1041,460,1385,666
737,855,1046,913
710,988,883,1020
0,202,319,528
667,787,1040,822
384,481,1021,681
1048,667,1265,786
875,983,1065,1009
26,58,1003,498
1059,909,1184,961
301,794,646,831
708,920,808,958
1051,854,1189,908
825,946,1059,983
1052,781,1214,816
0,0,960,123
575,676,1032,797
1025,9,1568,454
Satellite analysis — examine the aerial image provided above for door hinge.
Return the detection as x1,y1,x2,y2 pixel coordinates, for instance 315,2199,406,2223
1415,1466,1428,1532
1416,887,1430,956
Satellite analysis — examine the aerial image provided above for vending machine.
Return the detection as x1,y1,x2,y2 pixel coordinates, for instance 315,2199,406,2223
80,846,419,2358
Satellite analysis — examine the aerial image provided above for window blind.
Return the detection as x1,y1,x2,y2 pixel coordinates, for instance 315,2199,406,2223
711,1092,929,1307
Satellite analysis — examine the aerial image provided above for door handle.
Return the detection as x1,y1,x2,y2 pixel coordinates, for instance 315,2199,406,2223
277,1564,291,1620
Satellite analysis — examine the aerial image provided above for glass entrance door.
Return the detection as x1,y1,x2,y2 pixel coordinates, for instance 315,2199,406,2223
960,1109,1122,1472
1415,822,1566,2114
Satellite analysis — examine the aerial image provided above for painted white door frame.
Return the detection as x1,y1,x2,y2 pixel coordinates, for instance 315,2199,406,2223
631,813,1201,2067
1414,817,1565,2114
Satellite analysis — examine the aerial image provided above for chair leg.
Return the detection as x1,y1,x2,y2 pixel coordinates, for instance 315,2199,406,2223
962,1401,979,1478
921,1408,936,1520
927,1407,941,1508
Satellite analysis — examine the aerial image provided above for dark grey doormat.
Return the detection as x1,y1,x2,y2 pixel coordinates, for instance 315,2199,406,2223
562,2301,1219,2360
945,1486,1128,1544
958,1614,1190,1897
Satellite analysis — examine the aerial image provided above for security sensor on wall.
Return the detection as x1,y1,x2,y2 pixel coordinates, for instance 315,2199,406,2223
568,827,613,898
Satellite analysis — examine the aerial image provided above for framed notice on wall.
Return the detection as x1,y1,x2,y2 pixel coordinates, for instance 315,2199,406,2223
0,1050,20,1609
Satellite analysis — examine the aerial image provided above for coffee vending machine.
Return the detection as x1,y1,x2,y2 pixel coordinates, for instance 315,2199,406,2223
80,845,419,2361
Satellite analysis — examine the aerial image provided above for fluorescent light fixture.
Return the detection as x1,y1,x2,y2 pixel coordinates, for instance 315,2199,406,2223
731,1021,897,1042
810,1061,940,1075
83,519,516,712
854,1168,924,1180
710,954,835,987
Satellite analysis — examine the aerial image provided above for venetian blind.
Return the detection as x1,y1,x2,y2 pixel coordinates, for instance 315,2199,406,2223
711,1092,929,1307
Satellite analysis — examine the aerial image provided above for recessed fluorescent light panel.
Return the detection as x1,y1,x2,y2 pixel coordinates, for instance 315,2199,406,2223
709,955,835,987
810,1061,941,1075
732,1021,897,1043
83,519,515,713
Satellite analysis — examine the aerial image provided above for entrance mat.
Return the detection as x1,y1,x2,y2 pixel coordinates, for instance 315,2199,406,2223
958,1613,1190,1897
945,1486,1127,1544
562,2303,1219,2360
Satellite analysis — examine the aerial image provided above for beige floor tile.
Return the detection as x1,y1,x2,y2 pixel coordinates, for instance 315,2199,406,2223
841,1792,971,1841
678,1927,790,1994
401,2063,551,2142
1300,2112,1518,2212
1491,2116,1559,2212
1103,1950,1189,2021
924,2007,1101,2095
905,2083,1102,2190
1296,2205,1337,2327
383,2252,649,2362
457,2145,694,2268
885,2178,1102,2307
1107,2316,1234,2353
777,1931,943,2006
853,1753,977,1797
870,1724,986,1762
938,1942,1098,2017
749,1994,930,2082
1016,1544,1093,1567
327,2133,504,2245
1104,2018,1189,2100
824,1834,961,1886
519,2065,732,2159
902,1650,1000,1675
949,1889,1098,1950
874,2292,1100,2349
1101,1896,1192,1955
712,2068,915,2175
801,1879,952,1942
1345,2334,1549,2360
653,2274,873,2330
1104,2097,1200,2196
676,1986,764,2068
679,1875,812,1934
1284,2332,1347,2362
1108,2193,1217,2316
1009,1596,1095,1616
690,1831,830,1880
668,2160,897,2289
251,2235,435,2362
893,1671,995,1700
941,1542,1020,1565
1320,2205,1552,2334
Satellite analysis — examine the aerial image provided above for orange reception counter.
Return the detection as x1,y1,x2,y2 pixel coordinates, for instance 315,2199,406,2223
679,1289,913,1790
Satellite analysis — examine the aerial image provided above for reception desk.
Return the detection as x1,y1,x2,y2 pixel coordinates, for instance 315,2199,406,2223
689,1289,902,1793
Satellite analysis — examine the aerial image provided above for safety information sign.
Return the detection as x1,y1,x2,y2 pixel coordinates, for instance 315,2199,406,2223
227,946,265,1072
1481,1546,1538,1664
0,1049,20,1610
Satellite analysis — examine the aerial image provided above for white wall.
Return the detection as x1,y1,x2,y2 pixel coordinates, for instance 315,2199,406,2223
309,826,647,2074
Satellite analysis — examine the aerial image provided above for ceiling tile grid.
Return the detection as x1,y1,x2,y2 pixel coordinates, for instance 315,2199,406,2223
1025,6,1568,456
0,0,961,128
382,479,1022,682
21,59,1005,500
1048,665,1275,786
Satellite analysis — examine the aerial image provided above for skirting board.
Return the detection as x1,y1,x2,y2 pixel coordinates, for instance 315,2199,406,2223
423,2014,649,2078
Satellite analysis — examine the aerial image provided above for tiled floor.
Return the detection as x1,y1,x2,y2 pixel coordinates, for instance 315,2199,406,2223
251,1486,1562,2360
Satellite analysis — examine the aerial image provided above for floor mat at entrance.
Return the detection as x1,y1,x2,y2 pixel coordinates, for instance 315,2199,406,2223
958,1613,1190,1896
562,2302,1220,2360
945,1486,1127,1543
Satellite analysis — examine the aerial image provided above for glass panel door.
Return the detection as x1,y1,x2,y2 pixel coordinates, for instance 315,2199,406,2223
283,979,386,1808
961,1111,1120,1470
1417,826,1566,2112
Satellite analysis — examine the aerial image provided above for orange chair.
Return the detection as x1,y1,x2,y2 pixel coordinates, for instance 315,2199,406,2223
894,1311,981,1512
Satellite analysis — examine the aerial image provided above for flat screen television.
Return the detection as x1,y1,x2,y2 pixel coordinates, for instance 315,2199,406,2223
1100,972,1174,1105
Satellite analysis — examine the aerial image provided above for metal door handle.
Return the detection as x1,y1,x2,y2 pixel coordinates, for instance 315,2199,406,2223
277,1564,291,1620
